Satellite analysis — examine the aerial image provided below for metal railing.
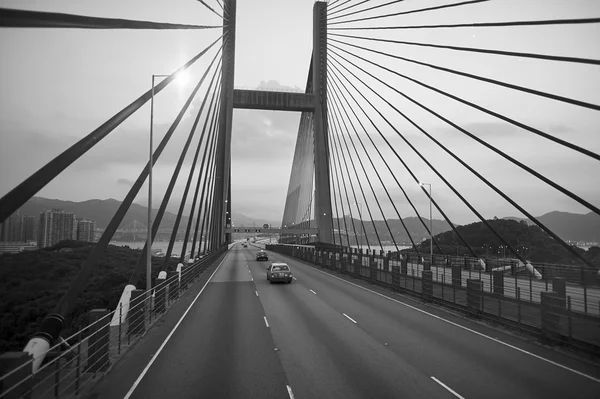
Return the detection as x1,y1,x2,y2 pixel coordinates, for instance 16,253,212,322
233,86,305,93
268,245,600,357
0,246,228,399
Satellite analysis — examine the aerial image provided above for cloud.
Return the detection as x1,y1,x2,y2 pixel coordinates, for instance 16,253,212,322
117,178,135,186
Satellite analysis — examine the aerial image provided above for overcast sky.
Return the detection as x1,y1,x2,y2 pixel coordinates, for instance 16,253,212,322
1,0,599,227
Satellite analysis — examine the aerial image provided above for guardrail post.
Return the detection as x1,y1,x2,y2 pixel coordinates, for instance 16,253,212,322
423,260,431,271
86,309,110,372
400,256,408,275
466,279,483,318
155,272,167,314
391,264,400,289
370,260,378,282
422,270,433,302
452,264,462,287
128,289,145,336
541,291,563,343
0,352,32,399
492,270,504,296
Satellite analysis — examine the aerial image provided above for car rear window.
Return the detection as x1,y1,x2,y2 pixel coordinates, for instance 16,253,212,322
272,266,289,271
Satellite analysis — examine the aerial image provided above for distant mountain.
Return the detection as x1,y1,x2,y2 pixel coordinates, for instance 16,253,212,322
17,197,187,230
503,211,599,242
17,197,277,231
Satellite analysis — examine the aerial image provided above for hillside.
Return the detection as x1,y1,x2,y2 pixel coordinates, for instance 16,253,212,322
416,219,600,267
503,211,600,242
0,240,179,354
332,216,452,244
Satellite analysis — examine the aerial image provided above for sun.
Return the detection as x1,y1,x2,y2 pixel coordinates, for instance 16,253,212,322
174,70,190,88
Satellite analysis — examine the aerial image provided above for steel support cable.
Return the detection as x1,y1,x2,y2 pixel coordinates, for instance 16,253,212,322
329,111,365,249
328,0,369,19
328,0,353,14
327,55,476,256
327,76,425,255
328,99,384,252
196,0,224,19
197,158,218,255
204,158,219,253
327,64,434,256
330,50,598,270
329,33,600,66
198,113,220,254
331,48,600,162
207,168,219,251
194,119,220,256
328,77,401,253
328,17,600,31
327,111,352,247
128,51,222,286
0,37,221,224
328,0,345,8
330,38,600,111
329,53,528,261
328,116,354,247
179,77,222,261
167,69,222,267
329,157,344,246
328,0,406,22
190,91,222,259
45,44,221,322
329,0,488,25
330,41,600,215
216,0,224,10
0,8,222,29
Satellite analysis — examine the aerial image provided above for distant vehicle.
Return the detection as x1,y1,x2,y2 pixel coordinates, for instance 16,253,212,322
266,262,292,284
243,243,248,248
256,250,268,261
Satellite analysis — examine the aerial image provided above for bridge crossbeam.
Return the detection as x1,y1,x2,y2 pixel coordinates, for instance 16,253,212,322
232,89,314,112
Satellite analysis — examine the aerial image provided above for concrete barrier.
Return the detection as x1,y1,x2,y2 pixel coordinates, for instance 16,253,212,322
127,290,145,337
541,291,564,342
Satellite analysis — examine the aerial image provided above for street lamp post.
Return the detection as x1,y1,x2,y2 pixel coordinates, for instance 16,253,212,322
354,202,363,249
419,183,433,264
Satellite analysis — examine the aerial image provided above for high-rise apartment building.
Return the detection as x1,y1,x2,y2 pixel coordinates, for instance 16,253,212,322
38,209,77,249
0,211,33,242
77,220,96,242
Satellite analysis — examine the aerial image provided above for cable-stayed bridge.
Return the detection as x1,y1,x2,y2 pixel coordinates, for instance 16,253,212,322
1,1,600,398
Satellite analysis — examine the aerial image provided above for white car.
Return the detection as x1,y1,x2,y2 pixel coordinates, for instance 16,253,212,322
266,262,293,284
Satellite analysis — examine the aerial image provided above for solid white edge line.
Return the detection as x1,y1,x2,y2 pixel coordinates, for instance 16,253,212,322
264,316,270,328
293,277,297,280
123,252,229,399
310,289,317,295
286,384,295,399
343,313,357,324
431,376,465,399
255,290,259,297
301,259,600,384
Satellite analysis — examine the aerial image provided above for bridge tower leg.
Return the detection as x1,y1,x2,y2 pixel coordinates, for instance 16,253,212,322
215,0,236,248
313,1,334,245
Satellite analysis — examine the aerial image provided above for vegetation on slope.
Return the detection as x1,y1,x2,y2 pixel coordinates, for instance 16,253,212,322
0,240,179,354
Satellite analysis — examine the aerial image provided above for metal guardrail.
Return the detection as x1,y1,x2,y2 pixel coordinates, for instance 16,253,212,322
0,246,228,399
268,245,600,357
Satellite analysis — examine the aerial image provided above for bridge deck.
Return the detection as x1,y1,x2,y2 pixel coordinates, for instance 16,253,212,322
89,245,600,399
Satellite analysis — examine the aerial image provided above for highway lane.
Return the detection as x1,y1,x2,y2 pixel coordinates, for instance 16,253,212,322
121,247,291,399
247,246,600,399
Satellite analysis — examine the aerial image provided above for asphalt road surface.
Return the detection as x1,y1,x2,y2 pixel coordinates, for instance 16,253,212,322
90,244,600,398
